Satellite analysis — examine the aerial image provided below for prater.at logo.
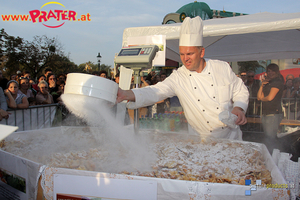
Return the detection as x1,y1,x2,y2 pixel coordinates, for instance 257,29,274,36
28,1,90,28
1,1,91,28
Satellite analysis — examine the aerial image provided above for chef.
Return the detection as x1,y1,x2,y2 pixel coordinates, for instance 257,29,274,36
117,16,249,140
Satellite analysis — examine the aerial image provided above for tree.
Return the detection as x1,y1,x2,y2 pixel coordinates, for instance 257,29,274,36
1,30,113,80
0,29,24,77
18,35,65,79
78,61,98,73
1,29,81,80
78,62,113,76
47,54,81,75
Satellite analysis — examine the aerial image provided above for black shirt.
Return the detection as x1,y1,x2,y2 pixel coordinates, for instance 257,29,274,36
262,76,284,115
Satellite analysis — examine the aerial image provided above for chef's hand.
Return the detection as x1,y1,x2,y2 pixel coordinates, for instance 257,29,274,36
231,107,247,125
116,88,135,104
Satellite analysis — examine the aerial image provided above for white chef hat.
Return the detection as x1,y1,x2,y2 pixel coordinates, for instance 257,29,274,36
179,16,203,47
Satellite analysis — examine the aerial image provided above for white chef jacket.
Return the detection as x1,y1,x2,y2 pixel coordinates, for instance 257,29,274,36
127,59,249,140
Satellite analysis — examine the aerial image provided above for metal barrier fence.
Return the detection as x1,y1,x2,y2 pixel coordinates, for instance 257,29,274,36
0,104,60,132
246,97,300,120
282,98,300,120
242,97,300,133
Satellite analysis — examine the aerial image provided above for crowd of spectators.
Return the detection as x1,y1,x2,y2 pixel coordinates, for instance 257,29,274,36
237,66,300,154
0,68,119,121
1,65,299,125
0,68,68,121
239,69,300,119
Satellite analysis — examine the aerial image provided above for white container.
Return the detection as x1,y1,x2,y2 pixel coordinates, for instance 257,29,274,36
64,73,118,103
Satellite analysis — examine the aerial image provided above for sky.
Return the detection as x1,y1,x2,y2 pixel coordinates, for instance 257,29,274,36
1,0,300,68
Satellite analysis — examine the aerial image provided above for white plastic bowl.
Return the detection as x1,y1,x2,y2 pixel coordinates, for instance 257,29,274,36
64,73,118,104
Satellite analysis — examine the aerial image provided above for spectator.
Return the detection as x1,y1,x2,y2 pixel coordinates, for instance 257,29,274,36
0,87,9,121
32,75,46,92
29,79,35,85
289,78,300,120
99,70,107,78
53,79,69,119
35,80,54,105
150,74,160,85
57,73,67,82
18,77,35,105
47,73,56,94
44,68,53,78
160,73,167,81
245,71,261,116
92,71,100,76
38,75,46,83
245,71,261,97
130,75,135,89
282,78,296,119
115,72,120,84
57,80,65,95
16,70,22,81
282,79,294,98
10,74,17,81
240,71,247,83
23,71,31,80
21,71,37,95
0,69,8,91
283,74,294,98
290,77,300,98
285,74,294,82
140,76,150,87
4,80,29,109
145,70,156,83
51,80,65,104
29,79,37,95
257,63,284,152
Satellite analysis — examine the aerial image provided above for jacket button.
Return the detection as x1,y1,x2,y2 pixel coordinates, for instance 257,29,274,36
189,74,191,76
211,84,213,86
203,110,205,112
207,121,209,123
217,107,219,109
213,96,215,98
210,130,212,132
198,99,200,101
194,87,196,89
208,72,210,74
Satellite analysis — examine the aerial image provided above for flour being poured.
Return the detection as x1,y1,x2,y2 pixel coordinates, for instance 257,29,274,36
61,93,156,173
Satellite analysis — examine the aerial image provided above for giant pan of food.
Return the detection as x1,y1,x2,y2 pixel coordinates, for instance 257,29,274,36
124,136,271,185
0,126,278,187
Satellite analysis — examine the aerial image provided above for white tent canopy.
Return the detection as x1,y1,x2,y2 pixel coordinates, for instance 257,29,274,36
122,12,300,62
